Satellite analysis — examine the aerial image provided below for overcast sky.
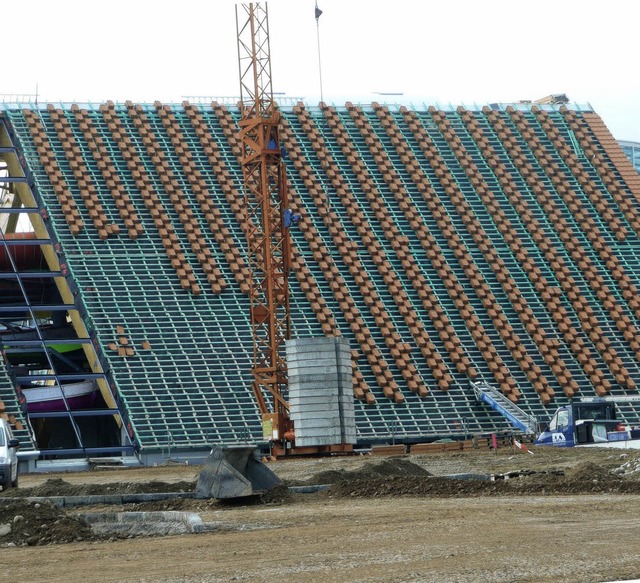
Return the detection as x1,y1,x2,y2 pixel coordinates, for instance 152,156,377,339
4,0,639,141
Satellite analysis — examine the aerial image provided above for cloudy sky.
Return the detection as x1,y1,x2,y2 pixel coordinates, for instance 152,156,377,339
4,0,639,141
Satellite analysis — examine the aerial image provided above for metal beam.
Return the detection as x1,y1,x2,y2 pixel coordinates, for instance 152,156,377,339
0,237,54,245
0,176,27,183
37,446,136,455
14,373,105,382
0,304,75,312
0,207,40,213
28,409,122,419
2,338,90,346
0,272,63,278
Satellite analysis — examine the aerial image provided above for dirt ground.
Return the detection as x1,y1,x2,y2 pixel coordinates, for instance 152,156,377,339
2,446,640,583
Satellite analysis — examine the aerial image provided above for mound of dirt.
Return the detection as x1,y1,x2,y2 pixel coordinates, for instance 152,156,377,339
125,497,220,512
306,469,350,485
564,461,619,482
126,484,293,512
329,475,504,498
1,478,195,498
557,461,626,493
328,462,640,499
257,483,293,505
356,457,432,478
0,499,96,546
307,456,430,485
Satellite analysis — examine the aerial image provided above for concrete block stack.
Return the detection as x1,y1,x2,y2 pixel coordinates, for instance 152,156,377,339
286,336,356,447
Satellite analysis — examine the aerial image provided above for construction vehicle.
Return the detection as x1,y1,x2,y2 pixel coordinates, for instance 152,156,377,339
534,397,640,449
472,382,640,450
196,445,282,499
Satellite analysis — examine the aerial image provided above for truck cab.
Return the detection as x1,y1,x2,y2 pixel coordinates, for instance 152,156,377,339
534,401,620,447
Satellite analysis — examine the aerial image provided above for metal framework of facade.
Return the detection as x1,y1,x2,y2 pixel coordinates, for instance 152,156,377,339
0,117,134,459
236,3,294,444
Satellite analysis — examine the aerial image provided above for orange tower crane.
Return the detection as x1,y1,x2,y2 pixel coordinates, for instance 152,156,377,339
236,2,298,452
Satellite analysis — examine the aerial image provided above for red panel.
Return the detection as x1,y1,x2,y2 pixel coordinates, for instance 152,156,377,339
0,232,44,271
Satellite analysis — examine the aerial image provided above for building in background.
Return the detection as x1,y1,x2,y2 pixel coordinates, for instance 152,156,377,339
620,141,640,173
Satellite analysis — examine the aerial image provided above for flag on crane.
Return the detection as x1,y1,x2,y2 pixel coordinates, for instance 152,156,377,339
315,1,324,103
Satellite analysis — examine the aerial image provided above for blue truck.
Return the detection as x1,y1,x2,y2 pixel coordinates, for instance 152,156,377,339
534,398,640,449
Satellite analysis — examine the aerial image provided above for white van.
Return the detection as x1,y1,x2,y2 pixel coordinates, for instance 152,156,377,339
0,419,19,489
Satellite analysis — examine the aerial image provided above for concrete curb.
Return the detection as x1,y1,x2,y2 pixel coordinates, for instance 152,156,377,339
7,475,488,508
21,491,198,508
79,511,204,536
11,484,332,508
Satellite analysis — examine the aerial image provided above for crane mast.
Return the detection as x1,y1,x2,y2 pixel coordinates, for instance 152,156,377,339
236,2,294,450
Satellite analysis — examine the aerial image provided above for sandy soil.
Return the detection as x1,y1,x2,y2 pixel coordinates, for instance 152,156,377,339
2,446,640,583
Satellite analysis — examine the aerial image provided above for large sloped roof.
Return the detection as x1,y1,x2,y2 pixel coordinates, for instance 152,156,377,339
2,99,640,452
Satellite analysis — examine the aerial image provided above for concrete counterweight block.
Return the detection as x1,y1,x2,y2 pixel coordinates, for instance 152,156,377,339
286,336,356,447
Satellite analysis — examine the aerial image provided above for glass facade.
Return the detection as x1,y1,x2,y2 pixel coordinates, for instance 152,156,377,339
620,141,640,173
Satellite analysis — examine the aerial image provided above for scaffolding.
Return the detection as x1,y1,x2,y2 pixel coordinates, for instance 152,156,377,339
0,115,134,459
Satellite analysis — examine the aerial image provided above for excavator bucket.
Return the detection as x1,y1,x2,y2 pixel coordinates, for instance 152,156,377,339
196,445,283,499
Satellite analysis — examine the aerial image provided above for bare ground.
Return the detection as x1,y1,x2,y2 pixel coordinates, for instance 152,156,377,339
2,446,640,583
